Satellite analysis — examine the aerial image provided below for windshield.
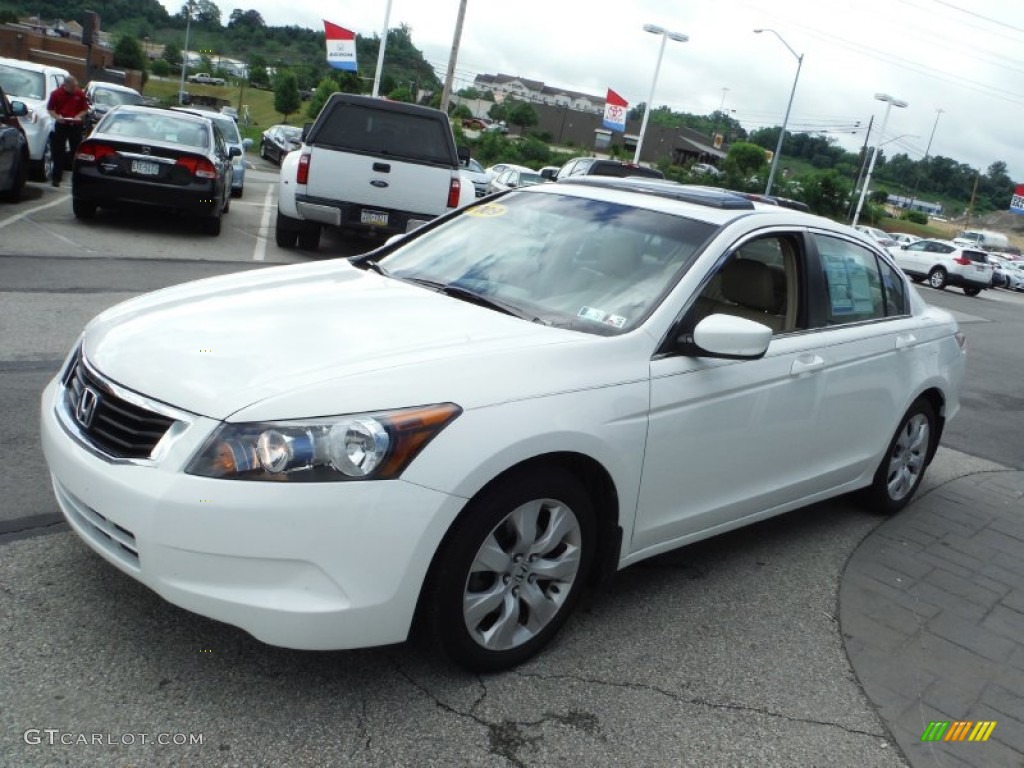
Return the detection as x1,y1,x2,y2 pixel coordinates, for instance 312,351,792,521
466,158,484,173
281,126,301,142
0,65,45,100
99,111,209,148
92,87,142,107
210,114,240,143
377,191,716,335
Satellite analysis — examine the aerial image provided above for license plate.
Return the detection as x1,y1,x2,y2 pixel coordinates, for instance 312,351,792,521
975,265,986,271
360,209,388,227
131,160,160,176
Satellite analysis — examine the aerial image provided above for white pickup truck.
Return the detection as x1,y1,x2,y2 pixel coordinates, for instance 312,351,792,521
276,93,473,251
187,73,225,86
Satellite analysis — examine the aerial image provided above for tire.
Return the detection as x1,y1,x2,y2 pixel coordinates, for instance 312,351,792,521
72,197,96,219
2,152,27,202
231,185,243,199
420,466,595,672
201,212,222,236
298,224,321,251
962,286,982,297
259,142,267,160
927,267,947,290
33,139,53,182
275,210,299,248
856,399,936,515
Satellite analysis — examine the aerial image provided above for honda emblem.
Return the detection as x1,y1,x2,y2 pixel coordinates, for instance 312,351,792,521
76,387,100,428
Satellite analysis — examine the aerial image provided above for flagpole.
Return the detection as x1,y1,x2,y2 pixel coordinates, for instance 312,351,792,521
371,0,393,97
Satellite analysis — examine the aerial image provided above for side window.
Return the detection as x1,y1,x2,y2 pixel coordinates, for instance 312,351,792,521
877,257,907,316
813,235,888,324
687,234,803,335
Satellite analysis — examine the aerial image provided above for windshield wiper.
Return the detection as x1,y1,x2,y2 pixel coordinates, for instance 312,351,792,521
438,284,545,322
361,259,391,277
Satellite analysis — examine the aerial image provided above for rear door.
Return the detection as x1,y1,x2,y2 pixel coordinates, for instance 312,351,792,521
306,102,455,216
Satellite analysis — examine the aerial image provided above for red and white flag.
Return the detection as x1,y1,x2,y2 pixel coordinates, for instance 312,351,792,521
324,21,357,71
603,89,628,133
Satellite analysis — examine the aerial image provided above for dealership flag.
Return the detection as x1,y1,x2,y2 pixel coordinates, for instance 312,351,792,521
324,21,357,71
1011,183,1024,215
603,88,628,133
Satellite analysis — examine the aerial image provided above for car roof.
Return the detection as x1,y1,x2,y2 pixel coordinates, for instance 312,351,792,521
0,56,69,75
87,81,141,94
106,104,212,125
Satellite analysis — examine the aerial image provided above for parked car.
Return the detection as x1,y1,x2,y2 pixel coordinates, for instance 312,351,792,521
220,106,239,122
552,157,665,181
42,177,965,672
260,124,302,165
690,162,721,177
0,56,69,181
70,105,236,234
952,229,1009,250
459,156,490,198
172,106,251,197
484,162,530,181
888,232,921,247
485,120,508,134
461,117,490,131
854,225,897,248
1000,260,1024,291
986,253,1018,289
0,83,29,201
488,166,543,194
889,238,994,295
84,81,143,134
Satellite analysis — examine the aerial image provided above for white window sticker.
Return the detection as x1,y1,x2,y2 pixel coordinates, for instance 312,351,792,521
578,307,627,328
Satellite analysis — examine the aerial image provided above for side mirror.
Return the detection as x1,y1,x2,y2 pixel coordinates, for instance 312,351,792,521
540,168,557,181
229,146,242,157
242,138,253,150
301,122,312,142
677,314,772,359
9,100,28,117
457,146,470,164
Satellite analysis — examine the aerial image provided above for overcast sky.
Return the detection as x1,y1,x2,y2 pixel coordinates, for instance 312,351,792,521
162,0,1024,183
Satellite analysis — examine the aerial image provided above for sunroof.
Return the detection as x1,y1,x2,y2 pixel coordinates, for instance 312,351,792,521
557,177,756,210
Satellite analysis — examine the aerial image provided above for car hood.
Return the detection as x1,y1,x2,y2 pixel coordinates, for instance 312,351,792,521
81,260,638,421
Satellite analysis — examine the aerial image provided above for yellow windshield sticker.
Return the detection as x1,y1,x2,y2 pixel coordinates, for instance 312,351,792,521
466,202,508,218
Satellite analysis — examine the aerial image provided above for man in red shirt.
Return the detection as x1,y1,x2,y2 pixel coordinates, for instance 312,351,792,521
46,75,89,187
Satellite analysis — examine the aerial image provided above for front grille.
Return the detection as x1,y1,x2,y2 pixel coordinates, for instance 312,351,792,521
54,480,140,570
63,355,176,460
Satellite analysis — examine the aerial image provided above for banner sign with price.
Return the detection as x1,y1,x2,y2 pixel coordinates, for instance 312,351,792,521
1010,184,1024,215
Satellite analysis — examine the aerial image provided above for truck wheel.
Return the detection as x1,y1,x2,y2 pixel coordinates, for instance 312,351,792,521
275,210,299,248
298,225,321,251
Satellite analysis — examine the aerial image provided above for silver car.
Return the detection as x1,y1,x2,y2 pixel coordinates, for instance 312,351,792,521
172,107,251,197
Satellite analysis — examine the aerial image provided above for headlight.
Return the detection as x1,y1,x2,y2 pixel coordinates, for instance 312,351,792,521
186,403,461,482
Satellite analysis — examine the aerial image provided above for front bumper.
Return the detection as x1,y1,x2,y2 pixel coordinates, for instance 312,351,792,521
40,374,465,650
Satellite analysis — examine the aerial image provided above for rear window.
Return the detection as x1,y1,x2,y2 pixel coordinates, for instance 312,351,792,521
962,250,988,264
313,104,454,165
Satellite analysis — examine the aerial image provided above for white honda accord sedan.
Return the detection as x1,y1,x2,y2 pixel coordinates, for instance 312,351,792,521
41,178,966,671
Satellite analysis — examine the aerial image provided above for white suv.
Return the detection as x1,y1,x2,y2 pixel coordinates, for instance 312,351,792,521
0,57,69,181
890,238,994,296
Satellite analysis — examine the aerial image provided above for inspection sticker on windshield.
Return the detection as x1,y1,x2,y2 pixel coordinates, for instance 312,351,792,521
578,306,627,328
466,202,507,218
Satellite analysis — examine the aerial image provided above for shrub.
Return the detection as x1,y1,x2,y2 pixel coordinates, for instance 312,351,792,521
905,210,928,225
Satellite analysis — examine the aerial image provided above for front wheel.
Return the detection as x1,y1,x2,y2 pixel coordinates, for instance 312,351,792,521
962,286,982,297
856,399,936,515
928,268,948,290
72,197,96,219
34,140,53,182
420,467,595,672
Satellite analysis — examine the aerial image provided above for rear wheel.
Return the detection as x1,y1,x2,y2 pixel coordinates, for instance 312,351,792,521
2,153,27,202
275,210,299,248
201,211,222,236
857,399,936,515
72,197,97,219
34,140,53,182
962,286,982,297
928,267,948,290
420,466,595,672
298,224,321,251
231,185,243,199
259,142,268,160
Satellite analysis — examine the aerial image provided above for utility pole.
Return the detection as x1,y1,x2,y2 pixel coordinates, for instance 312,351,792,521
964,168,980,230
905,108,943,218
848,115,873,220
371,0,393,98
440,0,469,114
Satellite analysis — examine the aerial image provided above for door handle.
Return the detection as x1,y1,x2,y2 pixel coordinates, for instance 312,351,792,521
895,333,917,350
790,354,825,375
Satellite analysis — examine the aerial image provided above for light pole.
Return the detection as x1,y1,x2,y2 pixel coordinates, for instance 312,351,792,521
633,24,687,165
754,29,803,196
178,0,192,105
905,108,943,217
852,93,908,226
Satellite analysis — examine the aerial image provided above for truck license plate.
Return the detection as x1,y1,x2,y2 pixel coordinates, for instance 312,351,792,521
131,160,160,176
360,209,388,227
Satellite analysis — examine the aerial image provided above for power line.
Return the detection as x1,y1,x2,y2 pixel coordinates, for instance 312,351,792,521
927,0,1024,35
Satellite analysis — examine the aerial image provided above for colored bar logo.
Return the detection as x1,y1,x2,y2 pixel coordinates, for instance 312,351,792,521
921,721,996,742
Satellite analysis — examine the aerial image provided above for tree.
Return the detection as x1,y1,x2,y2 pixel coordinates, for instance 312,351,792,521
194,0,222,27
162,40,182,66
307,77,336,119
228,8,265,29
488,102,507,122
388,86,414,103
506,101,538,133
113,35,147,72
247,53,270,89
451,104,473,120
274,70,301,122
723,141,767,179
151,59,171,77
797,170,852,218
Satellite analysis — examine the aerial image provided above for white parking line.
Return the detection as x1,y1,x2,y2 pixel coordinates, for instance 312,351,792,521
0,194,70,230
253,184,274,262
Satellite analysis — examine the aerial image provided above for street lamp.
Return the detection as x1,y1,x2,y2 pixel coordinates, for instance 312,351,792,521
754,29,803,196
633,23,688,164
852,93,908,226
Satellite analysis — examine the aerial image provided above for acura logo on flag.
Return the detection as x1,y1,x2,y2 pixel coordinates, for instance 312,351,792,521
76,387,100,428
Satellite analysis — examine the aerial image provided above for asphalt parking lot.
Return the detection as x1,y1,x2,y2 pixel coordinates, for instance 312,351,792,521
1,168,1022,767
